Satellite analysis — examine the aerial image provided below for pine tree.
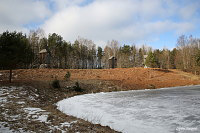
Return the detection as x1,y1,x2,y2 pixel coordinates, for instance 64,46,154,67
0,31,33,82
145,51,158,68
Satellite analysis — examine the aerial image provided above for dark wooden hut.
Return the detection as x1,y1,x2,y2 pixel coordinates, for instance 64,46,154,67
39,49,47,64
109,56,117,68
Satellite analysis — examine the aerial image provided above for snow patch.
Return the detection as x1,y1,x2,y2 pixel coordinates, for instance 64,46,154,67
0,86,76,132
52,121,77,133
24,107,49,123
0,122,25,133
17,101,25,104
0,122,14,133
0,96,7,103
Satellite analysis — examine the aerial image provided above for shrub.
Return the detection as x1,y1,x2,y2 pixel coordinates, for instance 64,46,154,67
47,114,54,122
147,84,155,89
51,79,60,89
74,82,83,92
64,71,71,81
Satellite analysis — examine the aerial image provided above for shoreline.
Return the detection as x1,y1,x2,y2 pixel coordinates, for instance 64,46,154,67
1,68,200,132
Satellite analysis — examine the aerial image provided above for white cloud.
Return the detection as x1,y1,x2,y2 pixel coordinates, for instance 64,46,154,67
50,0,85,10
0,0,51,33
0,0,198,47
179,3,199,19
42,0,198,47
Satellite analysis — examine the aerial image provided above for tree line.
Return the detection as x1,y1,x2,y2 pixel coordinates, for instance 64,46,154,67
28,29,151,69
145,35,200,74
1,29,200,75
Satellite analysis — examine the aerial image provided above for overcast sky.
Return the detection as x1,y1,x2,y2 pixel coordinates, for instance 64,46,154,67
0,0,200,49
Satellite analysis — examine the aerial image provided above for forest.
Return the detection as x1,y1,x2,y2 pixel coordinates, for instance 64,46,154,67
1,29,200,75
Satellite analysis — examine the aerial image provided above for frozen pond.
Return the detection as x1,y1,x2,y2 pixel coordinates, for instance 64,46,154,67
57,85,200,133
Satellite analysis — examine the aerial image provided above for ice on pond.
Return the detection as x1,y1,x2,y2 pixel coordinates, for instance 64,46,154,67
57,85,200,133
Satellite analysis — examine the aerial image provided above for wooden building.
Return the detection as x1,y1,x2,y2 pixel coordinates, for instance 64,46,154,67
109,56,117,68
39,49,48,64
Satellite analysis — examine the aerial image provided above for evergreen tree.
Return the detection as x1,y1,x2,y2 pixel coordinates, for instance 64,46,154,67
145,51,158,68
0,31,33,82
169,48,177,69
97,46,103,68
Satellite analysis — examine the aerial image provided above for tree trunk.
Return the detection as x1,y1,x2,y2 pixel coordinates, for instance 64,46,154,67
99,59,101,68
64,56,67,68
9,69,12,83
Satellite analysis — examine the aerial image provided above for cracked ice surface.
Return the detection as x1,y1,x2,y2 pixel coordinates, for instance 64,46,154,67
57,85,200,133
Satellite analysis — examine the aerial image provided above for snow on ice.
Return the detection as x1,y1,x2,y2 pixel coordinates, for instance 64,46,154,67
57,85,200,133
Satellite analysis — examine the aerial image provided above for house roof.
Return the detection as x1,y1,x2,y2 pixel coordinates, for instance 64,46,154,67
109,56,117,60
39,49,47,54
144,55,148,58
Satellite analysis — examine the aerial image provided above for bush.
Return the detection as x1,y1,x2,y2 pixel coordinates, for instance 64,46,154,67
147,84,156,89
73,82,83,92
51,79,60,89
47,114,54,122
64,71,71,81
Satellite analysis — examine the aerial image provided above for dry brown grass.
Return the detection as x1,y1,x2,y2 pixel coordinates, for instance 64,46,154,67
1,67,200,91
1,68,200,132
